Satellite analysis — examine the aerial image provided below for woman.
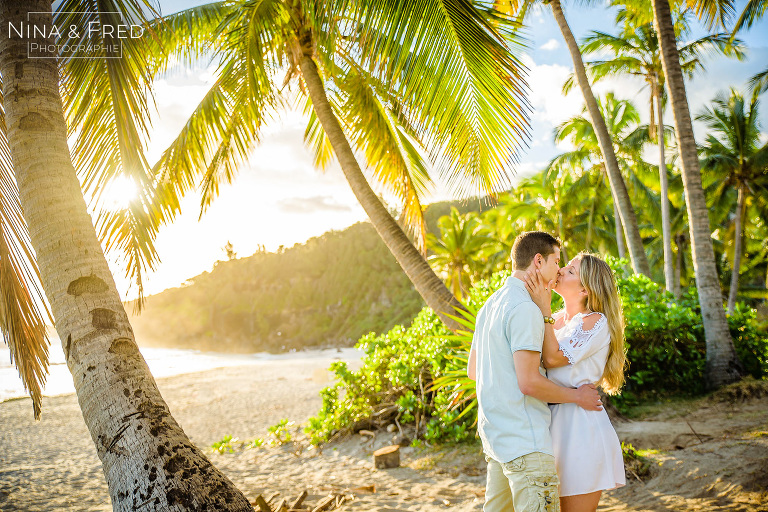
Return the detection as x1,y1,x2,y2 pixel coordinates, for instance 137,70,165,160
524,252,626,512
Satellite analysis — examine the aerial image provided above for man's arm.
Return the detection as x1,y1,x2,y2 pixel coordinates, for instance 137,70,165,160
467,346,477,381
513,350,602,410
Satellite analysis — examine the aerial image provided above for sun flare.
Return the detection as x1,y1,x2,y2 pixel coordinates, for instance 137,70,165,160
102,176,138,210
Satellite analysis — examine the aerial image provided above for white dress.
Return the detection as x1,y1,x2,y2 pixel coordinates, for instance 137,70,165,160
547,311,625,497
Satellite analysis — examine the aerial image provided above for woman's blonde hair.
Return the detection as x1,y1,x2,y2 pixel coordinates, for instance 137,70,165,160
577,253,626,395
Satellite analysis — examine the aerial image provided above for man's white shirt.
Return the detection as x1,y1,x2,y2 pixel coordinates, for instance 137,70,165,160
471,276,552,463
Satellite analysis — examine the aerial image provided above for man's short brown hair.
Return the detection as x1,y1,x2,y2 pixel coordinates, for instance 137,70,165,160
511,231,560,270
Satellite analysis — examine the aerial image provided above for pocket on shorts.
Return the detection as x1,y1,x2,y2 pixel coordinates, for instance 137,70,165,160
524,474,559,511
501,456,526,472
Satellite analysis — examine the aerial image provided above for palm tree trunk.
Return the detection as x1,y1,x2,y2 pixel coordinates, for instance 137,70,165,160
613,197,626,259
550,0,651,277
586,194,596,251
297,54,463,331
651,0,742,388
558,212,569,262
674,233,683,296
727,185,746,313
0,3,253,510
655,76,675,294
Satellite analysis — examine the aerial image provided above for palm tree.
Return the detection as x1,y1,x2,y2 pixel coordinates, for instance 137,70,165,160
572,14,744,292
698,89,768,313
550,93,661,257
501,0,652,277
148,1,531,331
649,0,743,388
427,208,493,299
485,166,609,264
0,1,255,508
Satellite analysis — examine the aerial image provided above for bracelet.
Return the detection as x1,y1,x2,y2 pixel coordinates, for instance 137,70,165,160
543,315,555,324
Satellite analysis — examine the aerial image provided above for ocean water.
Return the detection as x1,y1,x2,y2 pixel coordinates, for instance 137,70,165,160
1,335,357,403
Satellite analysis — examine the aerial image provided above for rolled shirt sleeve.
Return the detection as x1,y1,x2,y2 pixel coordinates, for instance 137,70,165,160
506,301,546,354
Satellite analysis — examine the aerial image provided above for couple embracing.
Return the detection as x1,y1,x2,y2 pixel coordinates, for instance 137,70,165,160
468,231,626,512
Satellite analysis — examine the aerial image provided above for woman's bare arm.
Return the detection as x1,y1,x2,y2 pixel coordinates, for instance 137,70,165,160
523,270,570,369
541,318,570,369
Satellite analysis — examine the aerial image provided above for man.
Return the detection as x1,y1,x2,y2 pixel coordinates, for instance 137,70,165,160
468,231,603,511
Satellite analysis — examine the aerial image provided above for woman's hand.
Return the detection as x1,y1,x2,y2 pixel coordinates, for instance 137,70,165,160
524,269,553,316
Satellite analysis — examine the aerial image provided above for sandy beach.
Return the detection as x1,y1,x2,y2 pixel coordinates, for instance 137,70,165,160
1,352,767,511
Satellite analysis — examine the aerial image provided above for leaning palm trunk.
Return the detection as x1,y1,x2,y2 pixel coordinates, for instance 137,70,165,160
550,0,651,277
650,0,742,388
0,2,253,510
297,54,463,331
613,197,626,259
727,186,746,313
654,76,675,294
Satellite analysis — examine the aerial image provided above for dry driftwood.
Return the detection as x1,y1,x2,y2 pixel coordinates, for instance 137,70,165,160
290,490,308,509
253,495,273,512
252,488,356,512
311,495,336,512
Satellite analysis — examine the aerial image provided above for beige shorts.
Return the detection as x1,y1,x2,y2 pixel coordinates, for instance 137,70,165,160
484,451,560,511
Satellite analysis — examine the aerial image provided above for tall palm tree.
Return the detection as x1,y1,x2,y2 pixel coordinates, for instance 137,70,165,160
572,14,744,292
698,89,768,313
550,93,661,257
427,208,493,299
649,0,743,388
0,1,255,508
148,1,531,331
500,0,652,277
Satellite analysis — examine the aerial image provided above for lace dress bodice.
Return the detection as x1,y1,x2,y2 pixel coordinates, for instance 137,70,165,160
546,312,611,389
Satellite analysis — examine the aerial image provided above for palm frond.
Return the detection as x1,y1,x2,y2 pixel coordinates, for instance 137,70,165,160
57,0,165,307
748,67,768,97
730,0,768,34
152,0,284,217
0,121,52,420
327,63,433,252
686,0,736,30
344,0,532,197
303,101,335,170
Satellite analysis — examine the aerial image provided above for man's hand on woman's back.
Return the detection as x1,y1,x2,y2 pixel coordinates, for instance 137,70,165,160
574,383,603,411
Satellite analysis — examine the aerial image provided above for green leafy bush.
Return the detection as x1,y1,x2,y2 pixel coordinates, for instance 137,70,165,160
609,257,768,408
267,419,295,446
211,435,239,454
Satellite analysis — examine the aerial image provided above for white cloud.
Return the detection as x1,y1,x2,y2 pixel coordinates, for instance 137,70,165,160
540,39,560,51
525,59,582,125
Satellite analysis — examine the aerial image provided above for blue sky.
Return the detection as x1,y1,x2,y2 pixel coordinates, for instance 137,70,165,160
105,1,767,299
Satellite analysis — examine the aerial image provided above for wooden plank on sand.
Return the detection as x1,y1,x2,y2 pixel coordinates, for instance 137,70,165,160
290,490,308,509
253,495,273,512
311,495,335,512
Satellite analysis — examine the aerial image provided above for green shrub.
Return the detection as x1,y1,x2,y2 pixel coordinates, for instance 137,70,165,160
211,435,239,454
267,419,295,446
608,257,768,408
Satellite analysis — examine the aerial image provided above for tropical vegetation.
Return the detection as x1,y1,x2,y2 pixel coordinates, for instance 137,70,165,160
305,261,768,445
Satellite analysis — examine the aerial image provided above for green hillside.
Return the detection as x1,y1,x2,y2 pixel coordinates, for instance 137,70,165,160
129,198,492,353
129,226,407,352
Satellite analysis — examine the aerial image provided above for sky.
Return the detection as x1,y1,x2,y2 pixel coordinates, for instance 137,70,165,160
103,0,768,300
